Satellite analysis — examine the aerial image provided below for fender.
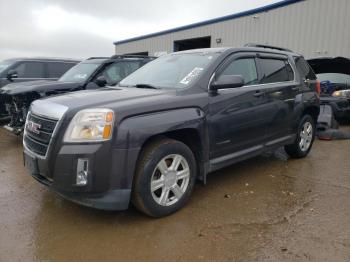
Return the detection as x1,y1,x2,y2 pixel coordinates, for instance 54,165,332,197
115,107,207,149
112,107,209,187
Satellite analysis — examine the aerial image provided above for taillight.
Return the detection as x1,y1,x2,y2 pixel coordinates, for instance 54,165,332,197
316,80,321,95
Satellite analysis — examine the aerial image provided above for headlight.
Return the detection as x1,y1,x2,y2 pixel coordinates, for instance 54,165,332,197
64,109,115,142
332,89,350,98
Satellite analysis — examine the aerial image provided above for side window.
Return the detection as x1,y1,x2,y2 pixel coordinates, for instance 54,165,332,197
259,59,293,84
221,58,258,86
13,63,26,77
294,56,316,80
13,62,45,78
47,62,75,78
101,61,141,84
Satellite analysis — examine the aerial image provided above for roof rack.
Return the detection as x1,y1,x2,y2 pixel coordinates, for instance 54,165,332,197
110,54,155,59
8,57,81,62
244,43,293,53
87,57,109,60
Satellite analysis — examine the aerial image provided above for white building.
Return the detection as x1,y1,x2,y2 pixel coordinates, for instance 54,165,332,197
114,0,350,59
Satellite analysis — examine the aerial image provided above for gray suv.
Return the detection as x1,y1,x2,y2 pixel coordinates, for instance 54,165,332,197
23,45,320,217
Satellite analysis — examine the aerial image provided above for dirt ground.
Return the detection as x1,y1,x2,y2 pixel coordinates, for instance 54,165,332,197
0,126,349,262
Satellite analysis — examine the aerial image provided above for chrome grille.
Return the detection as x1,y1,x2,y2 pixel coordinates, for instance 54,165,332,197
24,113,58,156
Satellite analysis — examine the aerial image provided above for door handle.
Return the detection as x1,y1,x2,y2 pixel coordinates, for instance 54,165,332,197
292,87,299,91
253,91,264,97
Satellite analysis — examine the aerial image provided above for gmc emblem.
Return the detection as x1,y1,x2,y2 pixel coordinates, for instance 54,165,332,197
26,121,41,134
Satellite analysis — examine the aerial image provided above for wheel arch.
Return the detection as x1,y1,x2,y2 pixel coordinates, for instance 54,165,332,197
114,108,209,189
135,128,206,183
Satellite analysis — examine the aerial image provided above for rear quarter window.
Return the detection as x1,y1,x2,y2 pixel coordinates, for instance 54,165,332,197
294,57,316,80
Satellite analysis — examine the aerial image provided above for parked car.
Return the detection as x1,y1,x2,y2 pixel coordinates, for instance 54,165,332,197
0,58,79,120
23,45,319,217
308,57,350,121
1,55,154,134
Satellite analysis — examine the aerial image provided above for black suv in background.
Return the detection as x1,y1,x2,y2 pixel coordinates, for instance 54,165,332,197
308,57,350,121
1,55,154,134
0,58,79,120
0,57,79,88
23,45,319,217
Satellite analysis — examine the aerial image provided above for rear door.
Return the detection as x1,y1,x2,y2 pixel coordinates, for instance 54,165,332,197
256,54,298,142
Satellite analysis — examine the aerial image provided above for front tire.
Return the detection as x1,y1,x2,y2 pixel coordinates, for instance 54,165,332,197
132,138,196,217
285,114,316,158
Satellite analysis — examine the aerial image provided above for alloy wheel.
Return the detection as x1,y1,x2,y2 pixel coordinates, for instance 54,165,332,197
150,154,190,207
299,121,313,152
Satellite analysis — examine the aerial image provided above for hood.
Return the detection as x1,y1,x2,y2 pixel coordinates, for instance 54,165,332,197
308,57,350,75
0,80,81,95
37,87,171,111
320,96,348,103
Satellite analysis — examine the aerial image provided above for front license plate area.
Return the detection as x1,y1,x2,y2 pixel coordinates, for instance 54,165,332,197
24,152,39,174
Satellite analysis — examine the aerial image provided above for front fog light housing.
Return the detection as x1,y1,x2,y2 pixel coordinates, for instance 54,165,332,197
64,108,115,142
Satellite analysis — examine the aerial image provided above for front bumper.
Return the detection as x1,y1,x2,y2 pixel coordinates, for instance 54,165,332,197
23,143,140,211
31,171,131,210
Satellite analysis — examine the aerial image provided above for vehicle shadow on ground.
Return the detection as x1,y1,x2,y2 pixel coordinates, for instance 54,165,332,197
30,147,307,261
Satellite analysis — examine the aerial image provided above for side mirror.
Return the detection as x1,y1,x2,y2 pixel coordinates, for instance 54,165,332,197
210,75,244,91
95,76,107,87
7,69,18,81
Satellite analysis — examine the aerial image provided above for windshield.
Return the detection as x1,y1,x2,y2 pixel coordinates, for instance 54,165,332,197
0,61,13,74
59,63,100,83
119,52,219,89
317,73,350,84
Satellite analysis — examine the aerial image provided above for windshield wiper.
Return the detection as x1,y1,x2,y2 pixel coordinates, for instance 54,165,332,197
134,84,160,89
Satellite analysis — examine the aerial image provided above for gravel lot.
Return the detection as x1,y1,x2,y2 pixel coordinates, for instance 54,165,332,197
0,126,349,262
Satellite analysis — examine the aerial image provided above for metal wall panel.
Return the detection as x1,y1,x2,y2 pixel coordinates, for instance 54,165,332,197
115,0,350,58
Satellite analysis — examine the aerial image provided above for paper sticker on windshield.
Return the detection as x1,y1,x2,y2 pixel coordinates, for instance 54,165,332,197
180,67,204,85
74,74,88,79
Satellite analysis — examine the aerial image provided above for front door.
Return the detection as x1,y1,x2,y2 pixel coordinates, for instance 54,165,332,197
5,61,47,85
208,52,272,160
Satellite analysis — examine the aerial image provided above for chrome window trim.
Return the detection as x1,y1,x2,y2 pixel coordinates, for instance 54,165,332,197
208,56,297,91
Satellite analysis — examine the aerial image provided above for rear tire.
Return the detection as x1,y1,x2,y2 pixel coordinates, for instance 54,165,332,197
132,138,196,217
285,114,316,159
